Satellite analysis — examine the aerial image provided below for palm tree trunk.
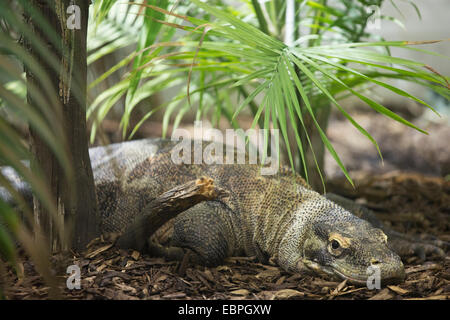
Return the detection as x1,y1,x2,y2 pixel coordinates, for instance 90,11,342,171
26,0,99,251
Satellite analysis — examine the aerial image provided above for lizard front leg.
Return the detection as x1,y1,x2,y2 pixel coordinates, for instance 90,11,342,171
158,201,236,267
325,193,448,260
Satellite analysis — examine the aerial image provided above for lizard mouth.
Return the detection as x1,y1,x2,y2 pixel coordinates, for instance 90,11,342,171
330,263,405,286
328,264,405,285
300,259,399,286
333,267,405,285
298,259,364,283
331,268,370,285
299,258,405,286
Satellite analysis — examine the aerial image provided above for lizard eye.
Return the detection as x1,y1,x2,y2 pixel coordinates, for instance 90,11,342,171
331,240,340,250
328,238,344,256
327,233,349,256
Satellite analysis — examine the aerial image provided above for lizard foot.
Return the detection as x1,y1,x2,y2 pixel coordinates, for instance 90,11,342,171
147,240,204,265
386,230,448,261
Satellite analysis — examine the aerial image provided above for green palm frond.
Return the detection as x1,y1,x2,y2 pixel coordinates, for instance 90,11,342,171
88,0,184,141
88,0,448,188
0,0,74,291
128,0,445,182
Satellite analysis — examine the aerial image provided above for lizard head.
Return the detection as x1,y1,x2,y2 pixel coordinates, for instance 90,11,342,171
298,212,405,286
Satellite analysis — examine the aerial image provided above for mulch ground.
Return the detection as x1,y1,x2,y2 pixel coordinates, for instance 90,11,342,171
3,172,449,300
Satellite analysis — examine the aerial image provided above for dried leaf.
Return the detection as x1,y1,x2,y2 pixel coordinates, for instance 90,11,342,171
230,289,250,296
256,269,281,281
337,279,347,291
273,289,305,300
331,279,348,295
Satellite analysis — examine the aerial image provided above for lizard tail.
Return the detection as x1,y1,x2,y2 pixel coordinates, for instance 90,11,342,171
0,164,33,209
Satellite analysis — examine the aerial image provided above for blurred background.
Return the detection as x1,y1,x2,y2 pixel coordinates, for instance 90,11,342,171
325,0,450,179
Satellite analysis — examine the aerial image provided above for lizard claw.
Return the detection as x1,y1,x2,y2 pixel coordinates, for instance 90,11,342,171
416,235,450,250
387,231,447,260
411,243,445,260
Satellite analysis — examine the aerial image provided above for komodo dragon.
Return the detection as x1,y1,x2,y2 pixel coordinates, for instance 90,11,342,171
1,138,447,285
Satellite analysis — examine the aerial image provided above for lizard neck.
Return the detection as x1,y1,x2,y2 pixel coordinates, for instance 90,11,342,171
244,177,323,265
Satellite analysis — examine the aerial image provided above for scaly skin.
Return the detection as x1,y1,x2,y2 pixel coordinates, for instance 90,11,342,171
79,138,406,284
2,139,446,285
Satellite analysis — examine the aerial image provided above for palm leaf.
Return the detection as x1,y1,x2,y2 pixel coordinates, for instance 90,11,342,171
88,0,448,190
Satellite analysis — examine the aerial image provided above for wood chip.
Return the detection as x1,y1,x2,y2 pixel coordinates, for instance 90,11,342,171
131,251,140,260
405,263,441,274
216,265,232,273
114,282,137,294
273,289,305,300
102,288,139,300
85,244,114,259
388,285,409,295
103,270,131,281
230,289,250,296
96,264,107,272
334,287,366,296
275,276,286,286
434,288,443,295
156,274,168,283
312,279,340,287
368,288,394,300
201,269,215,282
162,292,186,299
406,295,448,300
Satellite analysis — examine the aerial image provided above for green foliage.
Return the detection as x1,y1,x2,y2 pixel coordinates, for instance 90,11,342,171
89,0,448,185
0,0,74,292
